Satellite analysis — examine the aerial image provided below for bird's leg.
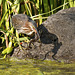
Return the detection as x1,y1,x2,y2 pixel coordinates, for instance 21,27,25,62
35,33,42,49
38,40,42,50
27,33,42,49
28,39,36,48
26,33,37,49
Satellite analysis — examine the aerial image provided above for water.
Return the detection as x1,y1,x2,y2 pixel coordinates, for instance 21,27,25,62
0,57,75,75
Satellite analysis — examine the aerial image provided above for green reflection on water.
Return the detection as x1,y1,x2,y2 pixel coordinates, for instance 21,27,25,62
0,57,75,75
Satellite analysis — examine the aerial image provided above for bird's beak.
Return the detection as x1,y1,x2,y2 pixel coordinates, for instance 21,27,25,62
33,28,37,33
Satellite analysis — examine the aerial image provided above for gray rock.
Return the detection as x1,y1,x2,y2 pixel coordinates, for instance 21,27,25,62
41,7,75,62
12,7,75,63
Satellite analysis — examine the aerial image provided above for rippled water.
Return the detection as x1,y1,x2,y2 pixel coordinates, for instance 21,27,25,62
0,57,75,75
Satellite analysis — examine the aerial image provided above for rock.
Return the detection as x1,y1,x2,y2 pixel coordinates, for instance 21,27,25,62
41,7,75,62
12,7,75,63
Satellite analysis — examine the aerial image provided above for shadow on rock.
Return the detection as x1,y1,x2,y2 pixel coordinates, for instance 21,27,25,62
38,24,62,61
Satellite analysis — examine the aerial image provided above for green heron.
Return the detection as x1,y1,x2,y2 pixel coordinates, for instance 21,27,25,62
11,14,40,48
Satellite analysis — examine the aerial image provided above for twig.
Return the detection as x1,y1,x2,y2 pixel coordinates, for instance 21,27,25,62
0,31,9,47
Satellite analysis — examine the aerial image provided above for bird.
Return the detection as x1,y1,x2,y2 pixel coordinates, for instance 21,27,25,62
11,14,41,49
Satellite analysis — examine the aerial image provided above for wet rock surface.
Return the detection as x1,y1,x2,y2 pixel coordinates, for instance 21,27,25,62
11,7,75,63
